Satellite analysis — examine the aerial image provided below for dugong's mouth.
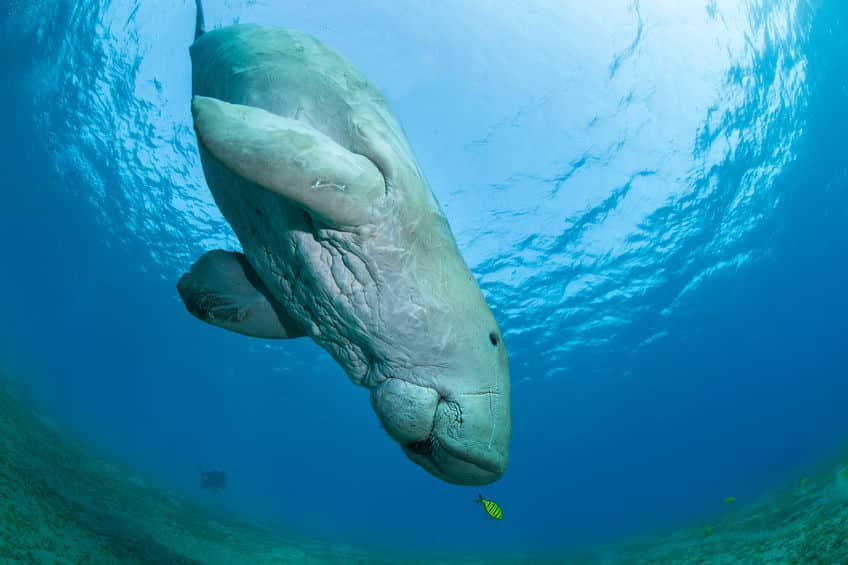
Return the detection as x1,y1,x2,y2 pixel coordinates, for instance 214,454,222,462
370,378,506,485
401,398,505,486
405,437,434,455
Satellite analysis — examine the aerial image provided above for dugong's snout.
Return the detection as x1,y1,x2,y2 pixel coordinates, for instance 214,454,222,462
370,378,509,485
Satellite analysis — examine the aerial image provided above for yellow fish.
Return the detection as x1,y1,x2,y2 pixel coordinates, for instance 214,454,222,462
724,496,736,504
477,494,503,520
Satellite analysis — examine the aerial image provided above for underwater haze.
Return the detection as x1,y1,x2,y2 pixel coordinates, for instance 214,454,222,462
2,0,847,559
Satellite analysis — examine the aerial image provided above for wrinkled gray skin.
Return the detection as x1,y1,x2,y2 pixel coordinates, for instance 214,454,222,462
178,6,510,485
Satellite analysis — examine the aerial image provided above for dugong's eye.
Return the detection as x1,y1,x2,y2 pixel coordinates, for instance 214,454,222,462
489,332,499,347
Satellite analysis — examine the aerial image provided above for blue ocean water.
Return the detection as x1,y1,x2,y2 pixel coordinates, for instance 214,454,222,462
1,0,846,557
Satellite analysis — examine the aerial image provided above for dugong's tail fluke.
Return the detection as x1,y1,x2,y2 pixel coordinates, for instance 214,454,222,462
194,0,205,39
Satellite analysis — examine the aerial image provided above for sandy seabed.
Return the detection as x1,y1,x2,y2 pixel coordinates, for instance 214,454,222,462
1,377,846,565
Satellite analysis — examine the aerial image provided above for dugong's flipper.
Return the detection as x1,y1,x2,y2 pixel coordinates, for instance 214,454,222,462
191,96,386,227
177,250,305,339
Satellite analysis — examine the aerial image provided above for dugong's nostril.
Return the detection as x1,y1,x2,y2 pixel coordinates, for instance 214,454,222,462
406,437,433,455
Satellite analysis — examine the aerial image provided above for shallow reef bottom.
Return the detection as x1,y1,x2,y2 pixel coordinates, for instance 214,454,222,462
1,378,847,564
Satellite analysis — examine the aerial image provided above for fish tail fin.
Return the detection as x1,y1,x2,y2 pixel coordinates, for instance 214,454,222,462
477,493,483,504
194,0,206,39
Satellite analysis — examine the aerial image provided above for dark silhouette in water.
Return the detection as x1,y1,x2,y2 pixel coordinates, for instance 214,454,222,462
200,468,226,490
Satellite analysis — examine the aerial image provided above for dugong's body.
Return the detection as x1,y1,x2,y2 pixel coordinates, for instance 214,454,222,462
178,5,510,485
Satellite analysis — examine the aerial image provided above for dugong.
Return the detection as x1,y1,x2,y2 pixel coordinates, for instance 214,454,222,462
177,0,511,485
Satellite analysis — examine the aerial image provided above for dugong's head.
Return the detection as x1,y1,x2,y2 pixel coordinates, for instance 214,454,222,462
365,211,512,486
370,333,511,485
